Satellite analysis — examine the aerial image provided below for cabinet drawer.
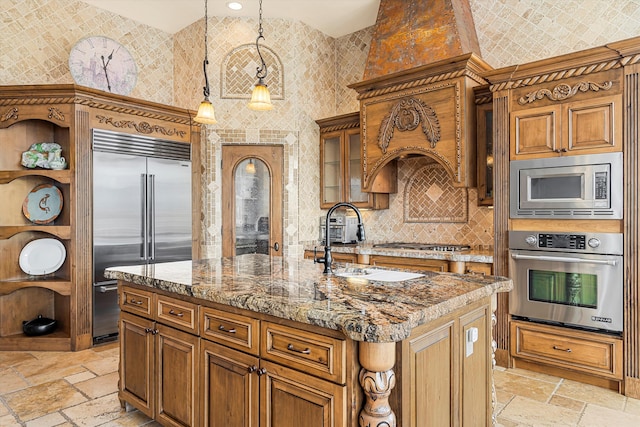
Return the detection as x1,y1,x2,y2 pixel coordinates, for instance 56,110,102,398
510,321,622,380
120,285,153,317
201,307,260,356
156,295,198,334
261,322,346,384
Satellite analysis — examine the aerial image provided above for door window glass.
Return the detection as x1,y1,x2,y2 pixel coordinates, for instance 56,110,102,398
235,158,270,255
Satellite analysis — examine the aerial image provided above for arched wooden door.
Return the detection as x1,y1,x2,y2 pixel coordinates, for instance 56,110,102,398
221,145,283,257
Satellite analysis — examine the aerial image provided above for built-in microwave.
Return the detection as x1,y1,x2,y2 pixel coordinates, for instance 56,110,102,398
319,214,359,244
510,152,623,219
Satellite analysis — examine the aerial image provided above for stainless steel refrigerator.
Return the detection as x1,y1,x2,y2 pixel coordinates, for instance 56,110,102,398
92,129,192,344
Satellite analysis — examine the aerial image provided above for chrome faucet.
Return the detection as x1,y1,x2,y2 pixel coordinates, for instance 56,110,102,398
315,202,366,274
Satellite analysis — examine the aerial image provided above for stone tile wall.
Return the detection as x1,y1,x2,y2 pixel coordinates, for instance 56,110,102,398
5,0,640,253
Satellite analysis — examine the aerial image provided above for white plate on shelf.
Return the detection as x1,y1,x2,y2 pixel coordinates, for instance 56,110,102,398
19,238,66,275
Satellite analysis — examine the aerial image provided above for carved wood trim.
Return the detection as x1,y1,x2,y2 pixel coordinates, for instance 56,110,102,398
517,81,613,105
624,64,640,392
95,115,186,138
357,68,474,100
319,121,359,133
1,107,19,122
0,92,193,125
493,91,511,363
378,97,441,154
490,60,622,92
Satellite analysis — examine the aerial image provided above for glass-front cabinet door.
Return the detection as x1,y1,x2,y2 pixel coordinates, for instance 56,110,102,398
320,132,342,207
317,112,389,210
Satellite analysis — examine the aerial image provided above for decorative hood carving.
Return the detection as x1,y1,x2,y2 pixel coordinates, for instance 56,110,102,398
349,0,492,191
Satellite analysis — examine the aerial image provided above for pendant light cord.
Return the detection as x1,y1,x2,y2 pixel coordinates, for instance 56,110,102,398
202,0,210,98
255,0,268,81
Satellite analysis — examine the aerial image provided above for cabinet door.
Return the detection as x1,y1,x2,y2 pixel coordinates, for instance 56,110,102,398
320,131,344,208
260,360,346,427
510,105,561,159
155,324,200,427
119,311,155,418
565,95,622,154
460,307,490,427
201,339,260,427
345,128,369,205
404,322,455,427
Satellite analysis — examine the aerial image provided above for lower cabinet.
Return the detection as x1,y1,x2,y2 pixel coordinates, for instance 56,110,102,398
510,320,623,390
394,298,491,426
370,255,449,272
120,311,200,427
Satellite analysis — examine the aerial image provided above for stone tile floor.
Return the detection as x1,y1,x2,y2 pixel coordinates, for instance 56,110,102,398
0,342,640,426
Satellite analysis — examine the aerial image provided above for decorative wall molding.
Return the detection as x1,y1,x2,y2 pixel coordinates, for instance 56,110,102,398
517,81,613,105
378,97,441,154
95,115,186,137
221,43,284,100
356,69,472,101
320,121,359,133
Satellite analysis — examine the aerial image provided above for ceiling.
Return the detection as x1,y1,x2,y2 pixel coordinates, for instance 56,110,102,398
79,0,381,38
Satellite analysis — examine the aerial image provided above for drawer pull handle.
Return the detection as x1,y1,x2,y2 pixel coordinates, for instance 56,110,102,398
287,343,311,355
129,298,143,305
218,325,237,334
465,269,486,276
169,309,184,318
553,345,572,353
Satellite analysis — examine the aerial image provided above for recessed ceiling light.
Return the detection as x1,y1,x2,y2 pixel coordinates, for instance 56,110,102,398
227,2,242,10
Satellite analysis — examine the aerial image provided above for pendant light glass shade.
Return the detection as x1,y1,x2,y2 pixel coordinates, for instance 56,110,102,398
195,99,217,124
194,0,218,125
245,158,256,174
248,80,273,111
249,0,273,111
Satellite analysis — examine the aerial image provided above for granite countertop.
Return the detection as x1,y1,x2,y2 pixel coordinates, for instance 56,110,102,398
105,254,511,343
304,242,494,263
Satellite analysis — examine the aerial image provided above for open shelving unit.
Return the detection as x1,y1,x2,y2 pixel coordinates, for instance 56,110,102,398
0,84,201,351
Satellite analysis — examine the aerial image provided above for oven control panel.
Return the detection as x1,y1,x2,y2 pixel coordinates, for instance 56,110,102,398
509,230,623,255
538,233,585,249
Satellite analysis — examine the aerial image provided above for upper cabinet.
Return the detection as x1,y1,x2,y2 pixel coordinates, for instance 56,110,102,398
349,54,492,190
509,69,623,160
317,112,389,209
475,85,493,206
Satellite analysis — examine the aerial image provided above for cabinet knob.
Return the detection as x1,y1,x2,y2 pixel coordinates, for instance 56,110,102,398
248,365,258,373
257,367,267,376
273,242,280,252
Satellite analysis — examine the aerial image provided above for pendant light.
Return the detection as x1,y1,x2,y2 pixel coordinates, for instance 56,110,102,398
248,0,273,111
245,158,256,174
194,0,217,124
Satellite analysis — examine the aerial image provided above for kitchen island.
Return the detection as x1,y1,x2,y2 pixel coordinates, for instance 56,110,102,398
106,254,511,426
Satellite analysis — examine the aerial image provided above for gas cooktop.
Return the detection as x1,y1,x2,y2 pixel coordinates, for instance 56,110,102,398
373,242,471,252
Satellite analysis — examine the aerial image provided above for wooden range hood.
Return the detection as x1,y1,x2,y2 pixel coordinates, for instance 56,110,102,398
349,0,492,192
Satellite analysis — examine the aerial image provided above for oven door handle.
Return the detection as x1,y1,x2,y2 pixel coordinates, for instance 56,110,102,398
510,253,618,266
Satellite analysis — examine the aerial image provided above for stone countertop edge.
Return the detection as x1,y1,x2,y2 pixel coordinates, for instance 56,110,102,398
303,243,494,263
105,254,511,343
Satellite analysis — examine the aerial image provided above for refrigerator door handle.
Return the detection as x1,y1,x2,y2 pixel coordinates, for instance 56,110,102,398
141,174,148,260
150,174,156,260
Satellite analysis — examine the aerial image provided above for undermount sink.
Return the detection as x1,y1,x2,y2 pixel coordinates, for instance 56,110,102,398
334,268,425,282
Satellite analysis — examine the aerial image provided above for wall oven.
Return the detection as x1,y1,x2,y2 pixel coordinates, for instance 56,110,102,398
509,230,623,333
510,152,623,219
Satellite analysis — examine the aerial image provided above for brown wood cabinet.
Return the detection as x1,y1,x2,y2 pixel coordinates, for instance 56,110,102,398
0,84,200,351
369,255,449,272
317,112,390,209
303,249,357,264
394,297,492,426
475,84,494,206
510,320,623,390
119,293,200,427
509,70,623,160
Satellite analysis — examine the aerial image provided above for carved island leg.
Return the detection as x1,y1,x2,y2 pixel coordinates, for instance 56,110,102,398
358,341,397,427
